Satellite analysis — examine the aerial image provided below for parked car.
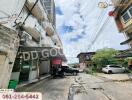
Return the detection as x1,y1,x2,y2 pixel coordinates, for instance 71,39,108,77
79,69,84,73
102,65,125,74
62,66,79,75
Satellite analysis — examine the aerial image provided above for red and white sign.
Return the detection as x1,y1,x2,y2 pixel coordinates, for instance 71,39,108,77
108,11,114,16
52,58,62,65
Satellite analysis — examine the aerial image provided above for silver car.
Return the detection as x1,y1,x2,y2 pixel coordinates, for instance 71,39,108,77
102,65,125,74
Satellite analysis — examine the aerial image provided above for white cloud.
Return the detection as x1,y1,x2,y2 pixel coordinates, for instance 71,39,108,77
55,0,129,64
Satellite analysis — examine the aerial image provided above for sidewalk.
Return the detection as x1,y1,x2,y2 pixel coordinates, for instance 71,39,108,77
16,74,51,90
97,73,132,81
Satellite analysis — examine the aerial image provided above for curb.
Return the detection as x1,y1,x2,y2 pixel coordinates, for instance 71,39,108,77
96,74,132,82
16,75,51,90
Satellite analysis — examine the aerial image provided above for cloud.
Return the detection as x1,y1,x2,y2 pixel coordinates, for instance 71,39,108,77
56,6,63,15
69,35,83,42
55,0,129,64
61,24,74,33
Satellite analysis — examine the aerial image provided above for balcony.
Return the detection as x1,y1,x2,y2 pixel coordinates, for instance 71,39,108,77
42,21,54,36
25,0,48,22
22,26,41,42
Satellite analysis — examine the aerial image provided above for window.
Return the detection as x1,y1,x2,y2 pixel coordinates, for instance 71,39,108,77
121,6,132,23
44,0,51,2
47,10,51,14
86,55,90,60
44,2,51,6
110,65,121,68
127,32,132,38
129,7,132,16
122,12,130,22
12,59,21,72
46,6,51,10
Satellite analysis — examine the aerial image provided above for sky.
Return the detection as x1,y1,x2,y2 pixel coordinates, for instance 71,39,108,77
54,0,129,64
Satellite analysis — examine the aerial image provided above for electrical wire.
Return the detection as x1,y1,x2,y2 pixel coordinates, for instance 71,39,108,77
14,0,27,24
87,0,111,51
22,0,39,25
73,0,109,52
87,16,110,51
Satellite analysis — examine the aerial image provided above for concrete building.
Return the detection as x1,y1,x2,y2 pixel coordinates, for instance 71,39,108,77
0,25,20,88
40,0,56,27
0,0,65,88
0,0,26,88
110,0,132,47
77,52,95,71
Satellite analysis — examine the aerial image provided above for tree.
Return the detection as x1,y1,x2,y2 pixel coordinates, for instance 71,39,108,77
92,48,118,70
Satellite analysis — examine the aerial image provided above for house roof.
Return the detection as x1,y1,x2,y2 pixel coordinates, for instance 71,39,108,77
77,52,95,58
114,49,132,58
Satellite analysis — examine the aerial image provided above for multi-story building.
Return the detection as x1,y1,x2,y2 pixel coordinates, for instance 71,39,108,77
111,0,132,47
0,0,65,88
40,0,56,27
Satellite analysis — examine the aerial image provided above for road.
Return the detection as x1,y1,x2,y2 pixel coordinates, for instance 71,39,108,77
17,73,132,100
17,77,74,100
74,74,132,100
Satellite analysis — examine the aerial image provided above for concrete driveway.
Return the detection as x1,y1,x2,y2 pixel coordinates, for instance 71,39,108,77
73,73,132,100
97,73,132,81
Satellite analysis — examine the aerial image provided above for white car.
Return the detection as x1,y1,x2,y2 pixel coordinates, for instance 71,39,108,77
102,65,125,74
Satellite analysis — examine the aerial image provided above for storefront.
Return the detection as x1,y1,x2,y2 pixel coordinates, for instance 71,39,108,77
11,54,39,83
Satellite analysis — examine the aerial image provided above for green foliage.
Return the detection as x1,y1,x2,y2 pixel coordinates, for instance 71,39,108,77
92,48,118,70
125,57,132,61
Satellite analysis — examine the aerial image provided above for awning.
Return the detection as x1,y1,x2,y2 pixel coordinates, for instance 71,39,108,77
52,58,62,65
120,38,132,45
18,46,67,61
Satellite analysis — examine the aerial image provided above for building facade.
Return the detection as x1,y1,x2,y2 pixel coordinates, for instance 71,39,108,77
111,0,132,47
40,0,56,27
0,0,64,88
77,52,95,71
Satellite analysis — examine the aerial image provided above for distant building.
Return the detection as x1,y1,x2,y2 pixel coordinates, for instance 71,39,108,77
77,52,95,70
41,0,56,27
110,0,132,47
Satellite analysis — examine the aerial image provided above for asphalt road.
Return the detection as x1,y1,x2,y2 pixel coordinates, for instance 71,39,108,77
17,73,132,100
17,76,74,100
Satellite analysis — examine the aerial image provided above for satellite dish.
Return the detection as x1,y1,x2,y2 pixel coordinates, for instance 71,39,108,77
98,2,108,8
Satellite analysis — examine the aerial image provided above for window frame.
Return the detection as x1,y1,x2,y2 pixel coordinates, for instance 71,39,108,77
121,11,131,23
121,6,132,23
109,65,121,68
128,6,132,17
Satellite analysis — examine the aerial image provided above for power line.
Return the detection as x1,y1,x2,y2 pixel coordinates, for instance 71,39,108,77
87,16,110,51
87,0,111,51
